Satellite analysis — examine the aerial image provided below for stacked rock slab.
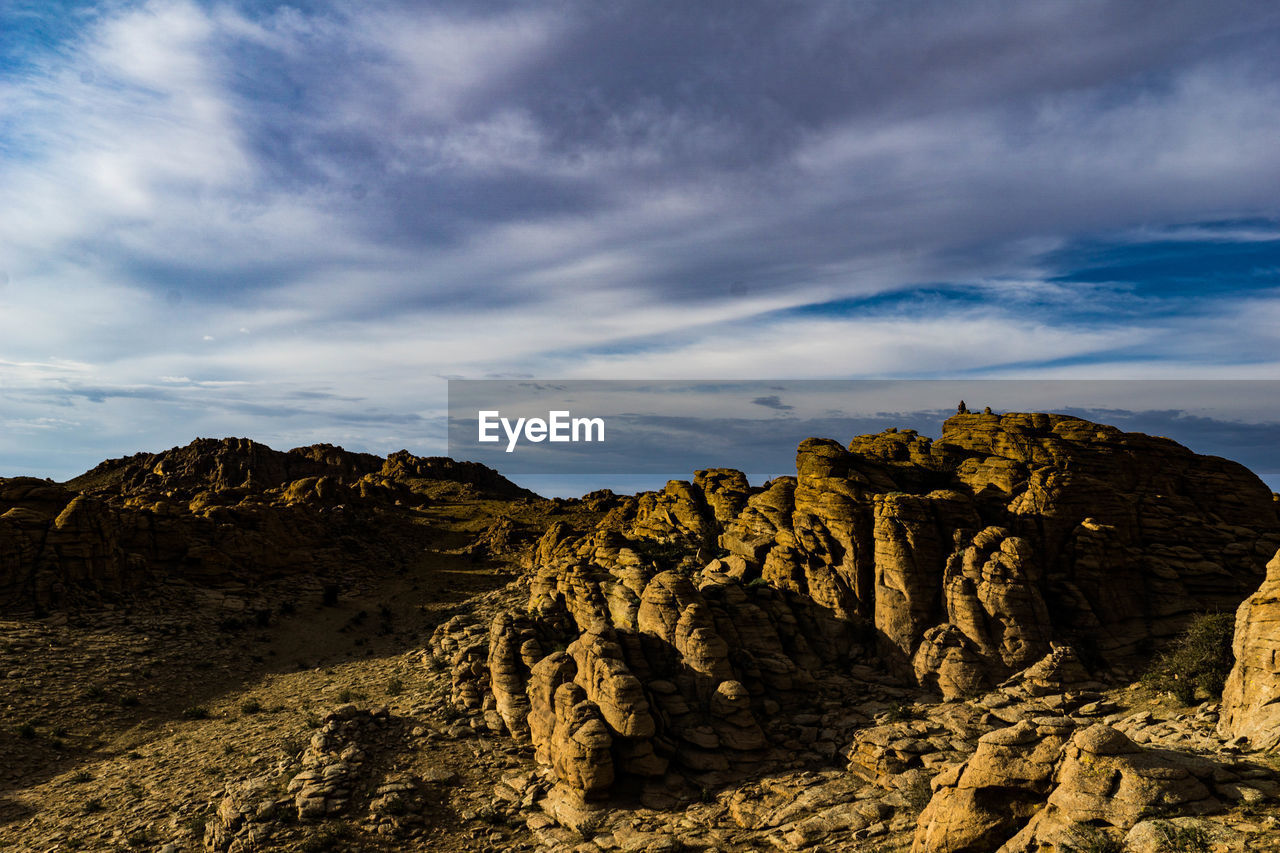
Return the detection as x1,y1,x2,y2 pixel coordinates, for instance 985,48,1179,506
1219,549,1280,749
288,704,381,820
487,611,541,742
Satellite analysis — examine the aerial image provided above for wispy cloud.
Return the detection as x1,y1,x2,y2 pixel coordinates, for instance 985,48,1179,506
2,1,1280,479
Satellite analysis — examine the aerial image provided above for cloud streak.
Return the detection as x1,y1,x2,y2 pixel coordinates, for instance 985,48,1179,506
2,1,1280,480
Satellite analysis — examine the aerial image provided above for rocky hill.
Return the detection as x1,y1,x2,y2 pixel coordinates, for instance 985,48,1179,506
4,415,1280,853
1,438,536,613
68,438,532,501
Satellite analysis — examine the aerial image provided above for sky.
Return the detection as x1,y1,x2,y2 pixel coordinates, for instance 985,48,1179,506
2,1,1280,491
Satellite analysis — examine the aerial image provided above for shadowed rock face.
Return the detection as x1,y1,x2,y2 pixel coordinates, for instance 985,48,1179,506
1,438,533,611
433,412,1279,803
0,479,140,608
68,437,533,501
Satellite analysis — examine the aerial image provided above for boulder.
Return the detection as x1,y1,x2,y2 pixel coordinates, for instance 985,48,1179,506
999,724,1221,852
913,719,1072,853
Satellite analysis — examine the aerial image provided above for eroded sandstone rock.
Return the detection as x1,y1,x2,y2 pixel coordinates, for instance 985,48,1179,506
914,719,1073,853
1000,723,1221,852
1219,549,1280,750
437,412,1280,808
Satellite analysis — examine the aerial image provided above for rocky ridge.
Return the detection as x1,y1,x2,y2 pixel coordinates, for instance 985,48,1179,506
5,414,1280,852
1,438,535,612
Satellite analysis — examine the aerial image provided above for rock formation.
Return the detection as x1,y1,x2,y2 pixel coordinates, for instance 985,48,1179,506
204,703,436,851
0,438,534,612
5,417,1280,853
914,718,1072,853
431,411,1280,805
915,718,1269,853
0,479,137,608
1000,723,1222,852
69,438,532,501
1219,548,1280,749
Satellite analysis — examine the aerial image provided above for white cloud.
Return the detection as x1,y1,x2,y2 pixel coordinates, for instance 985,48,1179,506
368,8,560,123
2,1,1280,480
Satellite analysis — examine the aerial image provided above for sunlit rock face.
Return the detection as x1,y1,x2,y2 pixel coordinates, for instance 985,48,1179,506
1219,549,1280,750
432,411,1280,799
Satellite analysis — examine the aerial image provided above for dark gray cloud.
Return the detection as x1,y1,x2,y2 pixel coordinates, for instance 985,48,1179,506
751,395,793,411
167,0,1280,310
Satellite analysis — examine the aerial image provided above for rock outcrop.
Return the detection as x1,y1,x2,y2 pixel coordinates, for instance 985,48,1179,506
1001,723,1222,852
432,411,1280,805
1,439,534,612
774,414,1278,694
916,721,1243,853
1219,548,1280,749
914,718,1072,853
430,559,819,806
0,478,139,608
204,703,435,851
69,438,533,501
288,703,384,820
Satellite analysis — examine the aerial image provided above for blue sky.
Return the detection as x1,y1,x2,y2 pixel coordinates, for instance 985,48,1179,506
2,1,1280,487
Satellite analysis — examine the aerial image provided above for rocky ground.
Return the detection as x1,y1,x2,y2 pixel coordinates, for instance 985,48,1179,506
8,573,1280,853
5,414,1280,852
0,543,543,851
